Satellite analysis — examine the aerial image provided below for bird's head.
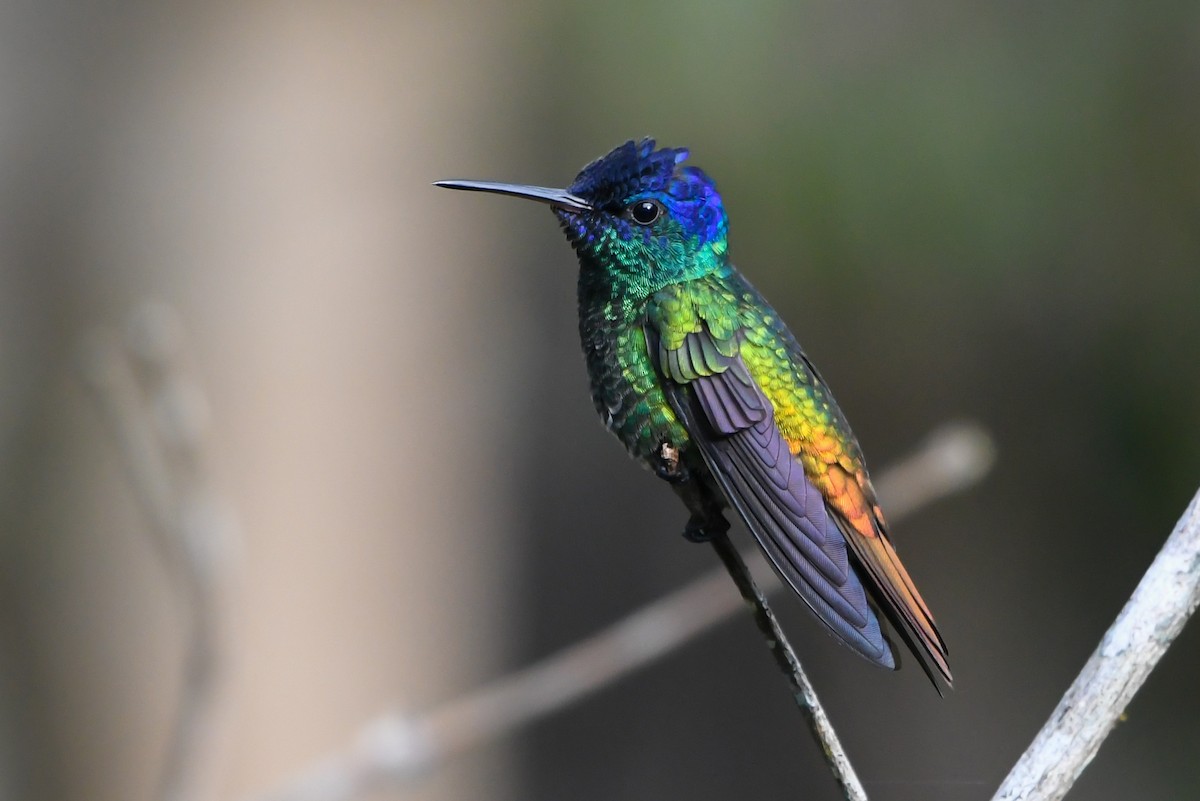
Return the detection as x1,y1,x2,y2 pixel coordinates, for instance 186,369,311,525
437,139,729,297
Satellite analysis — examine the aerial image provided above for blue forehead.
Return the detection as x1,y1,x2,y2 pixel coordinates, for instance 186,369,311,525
568,139,727,243
568,139,688,204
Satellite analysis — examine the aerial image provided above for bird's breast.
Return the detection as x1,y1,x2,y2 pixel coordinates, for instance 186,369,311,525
577,300,690,472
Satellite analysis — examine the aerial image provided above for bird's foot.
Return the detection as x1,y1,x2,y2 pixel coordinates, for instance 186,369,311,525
653,441,688,484
683,513,729,543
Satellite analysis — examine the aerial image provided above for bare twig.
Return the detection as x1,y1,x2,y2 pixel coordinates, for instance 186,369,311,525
992,487,1200,801
710,532,868,801
244,421,994,801
80,302,235,801
873,421,995,520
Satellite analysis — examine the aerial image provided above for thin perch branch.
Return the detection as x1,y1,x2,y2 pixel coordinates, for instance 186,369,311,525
244,421,994,801
992,486,1200,801
710,532,869,801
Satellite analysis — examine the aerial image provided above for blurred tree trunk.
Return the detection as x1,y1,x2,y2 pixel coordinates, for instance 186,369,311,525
0,4,530,801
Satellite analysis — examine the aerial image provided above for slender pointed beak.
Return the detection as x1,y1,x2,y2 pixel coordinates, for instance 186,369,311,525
434,180,592,213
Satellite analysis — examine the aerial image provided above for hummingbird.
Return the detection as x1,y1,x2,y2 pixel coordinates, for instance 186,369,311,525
436,138,951,688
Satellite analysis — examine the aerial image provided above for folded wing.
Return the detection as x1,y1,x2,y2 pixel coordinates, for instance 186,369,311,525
653,326,894,667
649,309,951,685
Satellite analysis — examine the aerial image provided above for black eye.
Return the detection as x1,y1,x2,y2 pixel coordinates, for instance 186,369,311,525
629,200,661,225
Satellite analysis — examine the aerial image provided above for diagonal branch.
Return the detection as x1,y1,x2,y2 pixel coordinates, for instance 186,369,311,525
992,487,1200,801
709,532,868,801
243,422,994,801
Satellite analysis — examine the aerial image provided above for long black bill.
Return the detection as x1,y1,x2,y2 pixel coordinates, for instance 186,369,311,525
434,180,592,212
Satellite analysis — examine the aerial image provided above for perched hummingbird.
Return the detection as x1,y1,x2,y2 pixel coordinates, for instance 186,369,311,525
437,139,951,687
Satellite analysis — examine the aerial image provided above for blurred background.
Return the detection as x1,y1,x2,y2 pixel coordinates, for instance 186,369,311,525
2,2,1198,800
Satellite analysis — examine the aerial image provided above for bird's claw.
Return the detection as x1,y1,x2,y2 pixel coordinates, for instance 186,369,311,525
654,441,688,483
